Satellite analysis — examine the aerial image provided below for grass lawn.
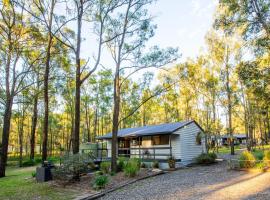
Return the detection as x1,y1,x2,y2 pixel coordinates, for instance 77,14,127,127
216,145,244,154
0,166,79,200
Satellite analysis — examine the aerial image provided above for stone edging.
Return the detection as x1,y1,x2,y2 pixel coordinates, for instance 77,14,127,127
76,171,165,200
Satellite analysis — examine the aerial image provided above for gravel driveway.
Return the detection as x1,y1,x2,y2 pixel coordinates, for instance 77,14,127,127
99,161,270,200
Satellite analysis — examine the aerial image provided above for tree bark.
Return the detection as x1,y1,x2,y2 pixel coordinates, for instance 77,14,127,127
0,99,13,177
42,0,55,161
73,1,83,154
30,94,38,160
112,67,120,172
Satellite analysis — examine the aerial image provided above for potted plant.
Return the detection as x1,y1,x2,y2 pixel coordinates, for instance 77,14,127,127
167,156,176,169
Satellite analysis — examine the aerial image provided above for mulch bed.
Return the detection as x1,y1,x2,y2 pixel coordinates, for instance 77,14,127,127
49,168,163,200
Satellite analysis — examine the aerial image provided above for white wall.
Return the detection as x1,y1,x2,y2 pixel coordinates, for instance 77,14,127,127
106,139,112,158
176,122,205,163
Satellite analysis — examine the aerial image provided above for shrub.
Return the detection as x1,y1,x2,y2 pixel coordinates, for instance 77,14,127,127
31,172,36,178
141,162,146,168
100,161,111,174
263,151,270,166
117,157,127,171
239,151,255,168
253,149,264,160
93,175,109,189
152,160,159,168
124,158,140,177
208,152,217,160
195,153,216,165
52,153,93,182
110,171,116,176
167,156,176,168
22,159,36,167
95,171,103,176
34,158,42,164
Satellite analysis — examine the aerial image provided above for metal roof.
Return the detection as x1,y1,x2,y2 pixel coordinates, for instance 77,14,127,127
221,134,247,139
97,120,202,139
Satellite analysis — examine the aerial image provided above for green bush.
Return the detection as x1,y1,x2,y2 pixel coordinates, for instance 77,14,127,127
93,175,109,189
263,151,270,166
195,153,216,165
22,159,36,167
95,171,103,176
52,153,93,182
34,158,42,164
100,161,111,174
117,157,127,171
252,149,264,160
124,158,140,177
31,172,36,178
152,160,159,168
208,152,217,160
239,151,256,168
141,162,146,168
167,156,176,168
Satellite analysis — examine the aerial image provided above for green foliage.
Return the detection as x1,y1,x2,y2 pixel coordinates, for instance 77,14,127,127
167,156,176,168
110,171,116,176
52,153,93,182
239,151,255,168
22,159,35,167
195,153,217,165
124,158,140,177
141,162,146,168
95,171,103,176
152,160,159,168
31,171,36,178
252,149,264,160
208,152,217,160
93,175,109,190
117,157,127,172
100,161,111,174
263,151,270,167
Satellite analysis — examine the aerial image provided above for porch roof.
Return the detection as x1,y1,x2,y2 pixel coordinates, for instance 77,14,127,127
97,120,200,139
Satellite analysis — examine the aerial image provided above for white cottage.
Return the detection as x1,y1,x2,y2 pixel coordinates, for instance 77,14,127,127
97,120,206,168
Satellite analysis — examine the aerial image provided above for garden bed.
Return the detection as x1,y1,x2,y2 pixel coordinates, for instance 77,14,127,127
50,168,164,200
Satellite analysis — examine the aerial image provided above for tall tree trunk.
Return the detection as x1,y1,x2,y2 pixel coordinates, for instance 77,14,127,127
225,47,234,155
0,99,13,177
112,68,120,172
73,3,83,154
42,0,55,161
85,102,91,142
19,112,24,167
30,95,38,160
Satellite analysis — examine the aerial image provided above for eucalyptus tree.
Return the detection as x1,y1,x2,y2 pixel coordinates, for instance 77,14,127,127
55,0,126,154
0,1,38,177
206,30,242,155
215,0,270,52
104,0,178,171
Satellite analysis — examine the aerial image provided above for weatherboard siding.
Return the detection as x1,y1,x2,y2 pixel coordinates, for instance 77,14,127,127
106,139,112,158
171,134,181,159
178,122,205,162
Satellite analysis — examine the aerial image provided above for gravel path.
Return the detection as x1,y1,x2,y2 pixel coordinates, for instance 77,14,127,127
99,161,270,200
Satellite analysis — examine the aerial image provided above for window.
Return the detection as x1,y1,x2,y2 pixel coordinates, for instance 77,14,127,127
196,132,202,145
152,135,169,145
131,137,142,146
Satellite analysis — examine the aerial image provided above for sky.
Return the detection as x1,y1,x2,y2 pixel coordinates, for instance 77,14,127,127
146,0,217,60
79,0,218,67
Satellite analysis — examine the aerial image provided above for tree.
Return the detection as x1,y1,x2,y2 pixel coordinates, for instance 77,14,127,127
104,0,178,171
0,1,37,177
